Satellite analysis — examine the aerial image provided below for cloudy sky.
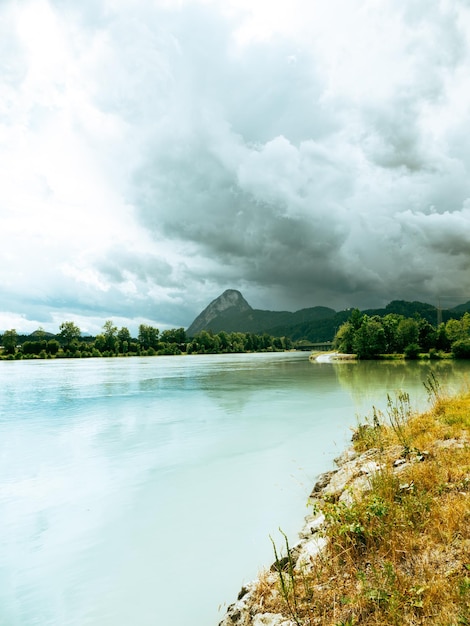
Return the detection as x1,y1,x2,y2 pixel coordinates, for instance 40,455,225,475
2,0,470,334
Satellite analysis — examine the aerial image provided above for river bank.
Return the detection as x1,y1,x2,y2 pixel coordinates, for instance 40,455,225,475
219,382,470,625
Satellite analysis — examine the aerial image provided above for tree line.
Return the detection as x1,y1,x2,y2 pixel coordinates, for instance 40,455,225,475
0,322,292,360
334,309,470,359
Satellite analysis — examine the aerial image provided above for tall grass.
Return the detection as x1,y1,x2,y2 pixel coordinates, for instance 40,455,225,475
258,379,470,625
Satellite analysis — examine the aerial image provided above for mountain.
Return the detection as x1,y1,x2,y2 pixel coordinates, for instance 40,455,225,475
451,300,470,313
29,329,56,338
187,291,470,342
186,289,336,336
187,290,252,336
363,300,441,325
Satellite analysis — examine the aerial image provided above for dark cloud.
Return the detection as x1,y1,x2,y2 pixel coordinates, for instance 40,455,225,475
2,0,470,333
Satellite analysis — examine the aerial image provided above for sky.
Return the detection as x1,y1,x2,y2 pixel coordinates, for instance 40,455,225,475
1,0,470,335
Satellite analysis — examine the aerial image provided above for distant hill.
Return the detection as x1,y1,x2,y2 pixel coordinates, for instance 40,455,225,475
450,300,470,313
363,300,441,325
186,289,336,336
29,329,56,338
187,291,470,343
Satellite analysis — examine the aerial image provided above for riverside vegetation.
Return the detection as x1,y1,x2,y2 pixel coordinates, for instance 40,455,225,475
333,309,470,360
228,376,470,625
3,308,470,361
0,321,292,360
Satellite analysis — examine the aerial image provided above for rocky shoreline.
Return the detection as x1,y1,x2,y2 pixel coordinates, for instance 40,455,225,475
218,441,435,626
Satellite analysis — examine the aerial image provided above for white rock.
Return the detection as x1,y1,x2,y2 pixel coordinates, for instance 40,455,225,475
252,613,297,626
360,460,381,475
295,536,328,571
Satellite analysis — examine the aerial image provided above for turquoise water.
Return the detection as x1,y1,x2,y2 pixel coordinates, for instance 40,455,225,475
0,353,468,625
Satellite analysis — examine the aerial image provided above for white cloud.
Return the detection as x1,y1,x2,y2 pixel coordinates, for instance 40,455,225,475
1,0,470,334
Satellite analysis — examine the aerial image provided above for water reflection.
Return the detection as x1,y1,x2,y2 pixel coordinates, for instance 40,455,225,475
331,359,469,411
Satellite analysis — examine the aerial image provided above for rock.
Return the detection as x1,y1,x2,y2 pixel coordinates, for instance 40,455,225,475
238,586,250,601
187,289,252,336
252,614,297,626
299,512,325,538
218,445,403,625
360,460,381,475
434,438,466,449
294,535,328,572
339,474,372,505
334,448,358,466
218,582,257,626
394,458,407,467
310,470,337,496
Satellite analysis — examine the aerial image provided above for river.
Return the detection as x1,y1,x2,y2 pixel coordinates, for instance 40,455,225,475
0,353,469,626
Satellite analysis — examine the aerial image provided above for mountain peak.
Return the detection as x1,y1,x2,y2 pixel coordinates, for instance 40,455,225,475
187,290,252,336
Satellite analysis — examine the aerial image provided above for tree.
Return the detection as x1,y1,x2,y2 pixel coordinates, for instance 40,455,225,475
218,331,230,352
102,320,118,353
59,321,81,349
138,324,159,350
2,329,18,355
396,318,419,352
349,308,363,330
452,339,470,359
22,340,46,355
94,334,106,353
117,327,131,353
436,323,450,351
404,343,420,359
47,339,60,355
334,321,355,353
417,318,437,352
445,318,463,343
160,328,186,345
197,330,216,353
353,316,386,359
461,312,470,337
381,314,403,353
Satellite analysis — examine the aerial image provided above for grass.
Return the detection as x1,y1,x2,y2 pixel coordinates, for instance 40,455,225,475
256,379,470,625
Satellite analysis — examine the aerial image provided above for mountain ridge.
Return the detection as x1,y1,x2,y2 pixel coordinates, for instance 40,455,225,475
187,291,470,341
187,289,336,336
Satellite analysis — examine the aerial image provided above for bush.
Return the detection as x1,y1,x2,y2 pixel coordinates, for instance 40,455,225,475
451,339,470,359
404,343,420,359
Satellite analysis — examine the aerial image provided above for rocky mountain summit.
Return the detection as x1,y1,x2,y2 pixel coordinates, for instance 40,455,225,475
186,290,252,336
186,290,336,337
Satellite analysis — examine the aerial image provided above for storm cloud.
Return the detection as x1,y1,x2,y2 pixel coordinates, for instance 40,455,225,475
1,0,470,333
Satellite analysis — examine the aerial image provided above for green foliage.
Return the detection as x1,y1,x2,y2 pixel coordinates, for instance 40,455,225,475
2,329,18,355
186,329,285,354
102,320,118,353
334,321,355,353
452,339,470,359
270,530,305,626
138,324,159,350
403,343,420,359
160,328,186,345
417,318,437,351
446,318,464,343
59,321,81,349
396,318,419,352
117,327,131,353
332,309,470,359
22,339,47,355
353,316,386,359
47,339,60,355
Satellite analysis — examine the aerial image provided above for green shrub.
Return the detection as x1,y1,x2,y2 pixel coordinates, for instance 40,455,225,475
404,343,420,359
451,339,470,359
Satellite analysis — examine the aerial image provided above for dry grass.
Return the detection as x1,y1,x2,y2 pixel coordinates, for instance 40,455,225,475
255,383,470,625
